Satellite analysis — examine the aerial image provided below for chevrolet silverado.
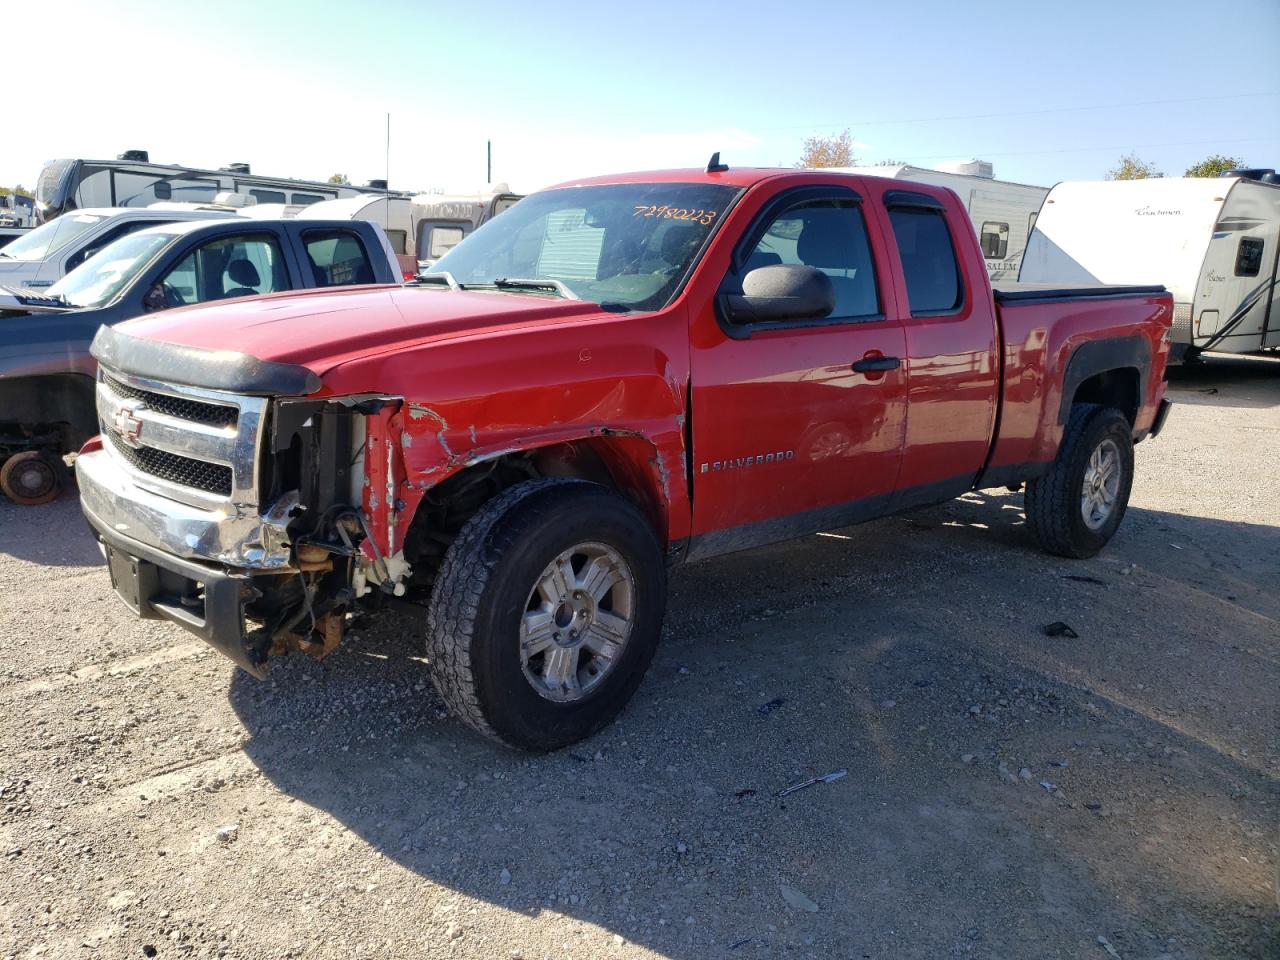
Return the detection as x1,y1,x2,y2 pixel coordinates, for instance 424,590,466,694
76,161,1174,750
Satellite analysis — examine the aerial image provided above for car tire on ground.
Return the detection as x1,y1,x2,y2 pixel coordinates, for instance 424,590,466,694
1024,404,1134,559
426,478,666,751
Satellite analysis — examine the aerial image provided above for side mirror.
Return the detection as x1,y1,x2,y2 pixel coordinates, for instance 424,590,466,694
142,283,168,313
720,264,834,325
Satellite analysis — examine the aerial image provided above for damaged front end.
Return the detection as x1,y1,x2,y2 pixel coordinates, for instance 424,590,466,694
77,360,413,678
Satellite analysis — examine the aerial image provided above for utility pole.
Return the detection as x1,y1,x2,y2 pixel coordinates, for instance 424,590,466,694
487,140,492,185
385,113,391,190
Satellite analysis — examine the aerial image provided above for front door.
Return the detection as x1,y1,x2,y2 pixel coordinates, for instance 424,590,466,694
687,184,908,558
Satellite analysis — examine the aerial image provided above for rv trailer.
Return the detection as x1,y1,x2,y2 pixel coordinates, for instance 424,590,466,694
34,151,396,224
1020,171,1280,359
834,161,1049,282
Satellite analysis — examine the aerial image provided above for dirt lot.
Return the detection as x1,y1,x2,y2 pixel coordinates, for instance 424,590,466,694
1,356,1277,960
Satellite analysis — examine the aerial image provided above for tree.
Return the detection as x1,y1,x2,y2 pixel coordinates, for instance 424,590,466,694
797,129,856,168
0,185,31,197
327,173,350,185
1105,154,1162,180
1184,154,1243,178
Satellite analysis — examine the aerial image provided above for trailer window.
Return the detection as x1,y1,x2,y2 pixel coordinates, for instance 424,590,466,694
291,193,325,206
1235,237,1264,277
888,208,963,315
427,225,466,259
385,229,408,255
113,172,217,207
979,221,1009,259
251,189,287,204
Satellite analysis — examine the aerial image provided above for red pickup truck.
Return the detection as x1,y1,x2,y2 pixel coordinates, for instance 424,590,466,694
77,162,1173,750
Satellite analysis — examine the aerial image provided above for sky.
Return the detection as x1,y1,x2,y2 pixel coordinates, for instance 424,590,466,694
5,0,1278,195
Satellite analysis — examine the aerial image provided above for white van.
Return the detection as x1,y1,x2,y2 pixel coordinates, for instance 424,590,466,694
1020,171,1280,358
0,207,236,290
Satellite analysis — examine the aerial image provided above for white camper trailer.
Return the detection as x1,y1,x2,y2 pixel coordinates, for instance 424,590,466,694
412,186,523,270
1020,172,1280,359
836,162,1049,281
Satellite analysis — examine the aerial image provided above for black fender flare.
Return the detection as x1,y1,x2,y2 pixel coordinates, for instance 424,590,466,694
1057,335,1151,424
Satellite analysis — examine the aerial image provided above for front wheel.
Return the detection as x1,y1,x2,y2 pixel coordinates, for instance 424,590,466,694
426,478,666,751
1024,404,1134,558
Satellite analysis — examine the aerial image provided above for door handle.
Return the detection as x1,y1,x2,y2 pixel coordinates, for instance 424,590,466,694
851,356,901,373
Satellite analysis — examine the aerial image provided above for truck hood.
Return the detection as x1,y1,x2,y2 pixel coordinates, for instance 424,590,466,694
114,285,609,376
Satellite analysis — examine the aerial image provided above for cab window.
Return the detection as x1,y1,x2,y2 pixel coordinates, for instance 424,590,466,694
738,198,880,321
158,234,290,307
303,231,377,286
888,207,963,315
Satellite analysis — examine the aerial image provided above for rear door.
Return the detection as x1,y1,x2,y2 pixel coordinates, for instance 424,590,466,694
687,182,908,556
881,190,1000,509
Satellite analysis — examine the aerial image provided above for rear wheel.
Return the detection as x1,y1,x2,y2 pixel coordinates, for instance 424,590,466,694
1024,404,1134,558
426,478,666,751
0,451,63,506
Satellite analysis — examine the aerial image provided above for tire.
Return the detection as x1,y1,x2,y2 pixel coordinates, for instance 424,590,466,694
0,451,63,506
1024,404,1134,559
426,478,666,751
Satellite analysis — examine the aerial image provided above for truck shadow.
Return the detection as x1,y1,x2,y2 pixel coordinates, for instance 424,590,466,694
0,494,103,567
229,491,1278,959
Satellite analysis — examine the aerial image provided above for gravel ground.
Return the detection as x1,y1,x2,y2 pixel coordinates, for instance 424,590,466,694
1,355,1277,960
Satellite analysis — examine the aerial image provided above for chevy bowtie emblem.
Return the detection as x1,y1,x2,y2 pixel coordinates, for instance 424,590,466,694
111,402,145,448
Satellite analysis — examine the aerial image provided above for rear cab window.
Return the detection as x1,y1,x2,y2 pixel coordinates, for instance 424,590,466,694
885,195,964,315
303,230,377,286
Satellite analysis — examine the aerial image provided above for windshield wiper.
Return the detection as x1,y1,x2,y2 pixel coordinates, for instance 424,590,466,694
491,277,580,301
412,271,462,290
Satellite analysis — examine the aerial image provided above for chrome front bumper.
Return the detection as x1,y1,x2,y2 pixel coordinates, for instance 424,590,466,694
76,448,295,571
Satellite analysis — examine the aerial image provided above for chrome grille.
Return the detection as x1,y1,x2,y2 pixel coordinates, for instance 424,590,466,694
105,430,233,496
103,373,238,428
97,368,267,509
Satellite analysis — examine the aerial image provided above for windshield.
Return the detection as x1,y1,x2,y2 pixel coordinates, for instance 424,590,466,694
426,182,739,310
0,212,105,262
45,231,174,308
